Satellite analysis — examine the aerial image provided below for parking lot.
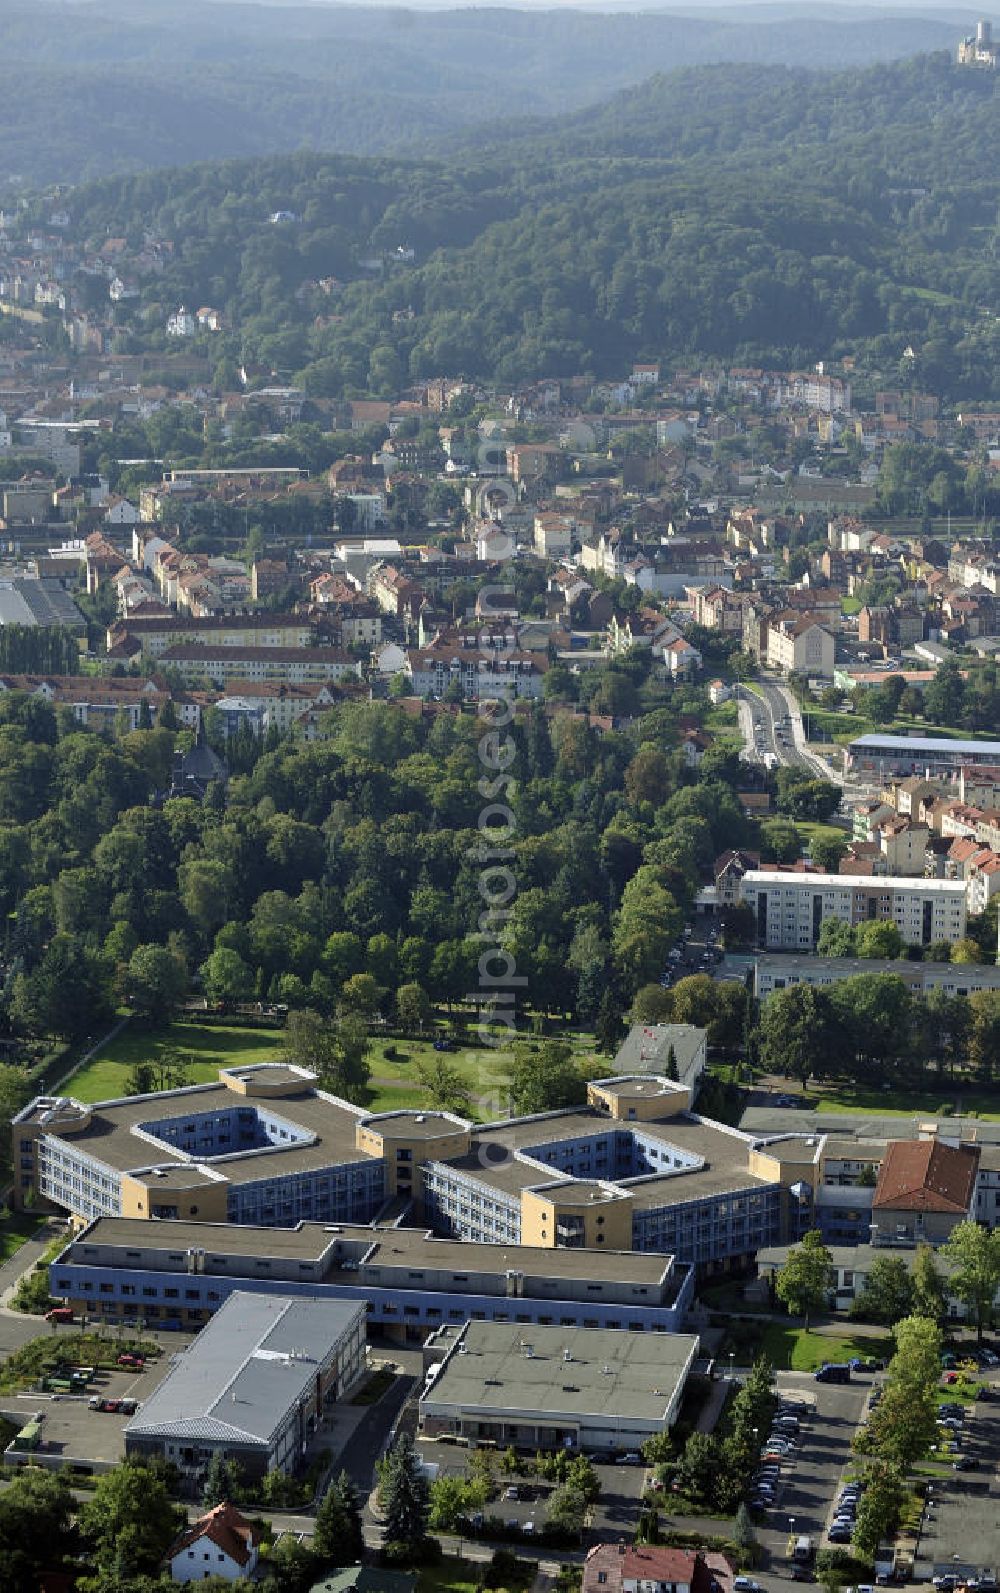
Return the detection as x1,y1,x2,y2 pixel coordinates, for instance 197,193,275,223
0,1350,178,1470
415,1437,648,1544
752,1370,871,1585
748,1362,1000,1591
914,1376,1000,1583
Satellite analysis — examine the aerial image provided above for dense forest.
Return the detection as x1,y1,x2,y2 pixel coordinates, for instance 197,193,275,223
41,55,1000,396
0,0,968,186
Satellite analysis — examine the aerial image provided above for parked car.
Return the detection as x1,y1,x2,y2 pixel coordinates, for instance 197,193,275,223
954,1458,981,1471
828,1528,853,1544
734,1579,763,1591
617,1452,642,1465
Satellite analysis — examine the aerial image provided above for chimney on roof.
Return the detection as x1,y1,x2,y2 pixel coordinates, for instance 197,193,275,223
618,1539,626,1556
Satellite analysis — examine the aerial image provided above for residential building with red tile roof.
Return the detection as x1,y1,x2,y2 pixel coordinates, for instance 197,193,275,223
166,1502,262,1584
871,1139,979,1247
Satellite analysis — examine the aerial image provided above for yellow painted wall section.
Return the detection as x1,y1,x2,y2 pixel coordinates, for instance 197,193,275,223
355,1123,471,1164
10,1120,48,1212
587,1080,691,1120
520,1189,634,1250
521,1190,557,1248
749,1148,819,1192
221,1068,309,1099
120,1174,229,1222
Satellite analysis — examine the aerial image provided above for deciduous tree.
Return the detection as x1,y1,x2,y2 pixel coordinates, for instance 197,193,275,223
941,1221,1000,1341
775,1230,833,1326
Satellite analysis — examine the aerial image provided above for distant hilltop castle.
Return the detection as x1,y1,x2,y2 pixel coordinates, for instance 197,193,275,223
958,18,999,66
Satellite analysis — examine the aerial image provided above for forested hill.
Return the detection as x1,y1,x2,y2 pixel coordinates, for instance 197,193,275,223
0,0,972,187
33,55,1000,396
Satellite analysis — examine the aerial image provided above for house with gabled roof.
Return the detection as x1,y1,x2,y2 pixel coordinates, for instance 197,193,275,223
166,1502,262,1584
871,1139,979,1247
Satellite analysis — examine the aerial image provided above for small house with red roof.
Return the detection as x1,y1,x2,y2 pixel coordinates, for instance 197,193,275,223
166,1502,262,1584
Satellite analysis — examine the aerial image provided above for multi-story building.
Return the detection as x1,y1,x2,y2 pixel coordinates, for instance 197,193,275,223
406,647,544,701
124,1291,365,1482
688,585,744,635
744,953,1000,1001
156,643,360,688
16,1066,796,1281
0,673,174,733
738,869,967,950
107,612,314,661
48,1213,694,1336
765,616,835,678
419,1320,699,1455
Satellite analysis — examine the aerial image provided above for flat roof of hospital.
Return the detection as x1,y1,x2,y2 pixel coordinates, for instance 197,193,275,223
25,1080,371,1183
63,1217,674,1287
422,1320,699,1422
442,1109,771,1206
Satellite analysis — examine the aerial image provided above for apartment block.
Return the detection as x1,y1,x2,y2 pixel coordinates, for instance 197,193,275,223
738,869,966,950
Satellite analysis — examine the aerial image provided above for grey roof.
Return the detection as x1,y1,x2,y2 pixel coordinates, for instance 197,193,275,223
750,954,1000,989
448,1108,760,1203
756,1241,963,1282
0,583,37,626
421,1319,699,1423
125,1291,363,1448
611,1023,706,1086
64,1215,673,1288
23,1076,370,1180
850,733,1000,756
0,577,84,629
741,1107,1000,1147
310,1569,415,1593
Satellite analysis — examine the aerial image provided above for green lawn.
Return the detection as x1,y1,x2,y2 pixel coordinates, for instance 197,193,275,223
813,1082,1000,1121
361,1031,601,1120
0,1210,47,1264
705,701,739,731
755,1324,893,1371
802,707,874,745
350,1366,397,1406
61,1021,284,1102
418,1558,532,1593
60,1018,601,1120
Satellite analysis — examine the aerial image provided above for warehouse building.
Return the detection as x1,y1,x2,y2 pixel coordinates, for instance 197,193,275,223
419,1319,699,1453
48,1215,695,1336
846,733,1000,781
123,1290,365,1485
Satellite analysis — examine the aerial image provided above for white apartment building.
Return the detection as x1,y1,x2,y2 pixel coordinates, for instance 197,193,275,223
406,648,543,701
738,870,967,951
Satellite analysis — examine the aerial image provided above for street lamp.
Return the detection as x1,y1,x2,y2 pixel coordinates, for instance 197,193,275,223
729,1351,735,1380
